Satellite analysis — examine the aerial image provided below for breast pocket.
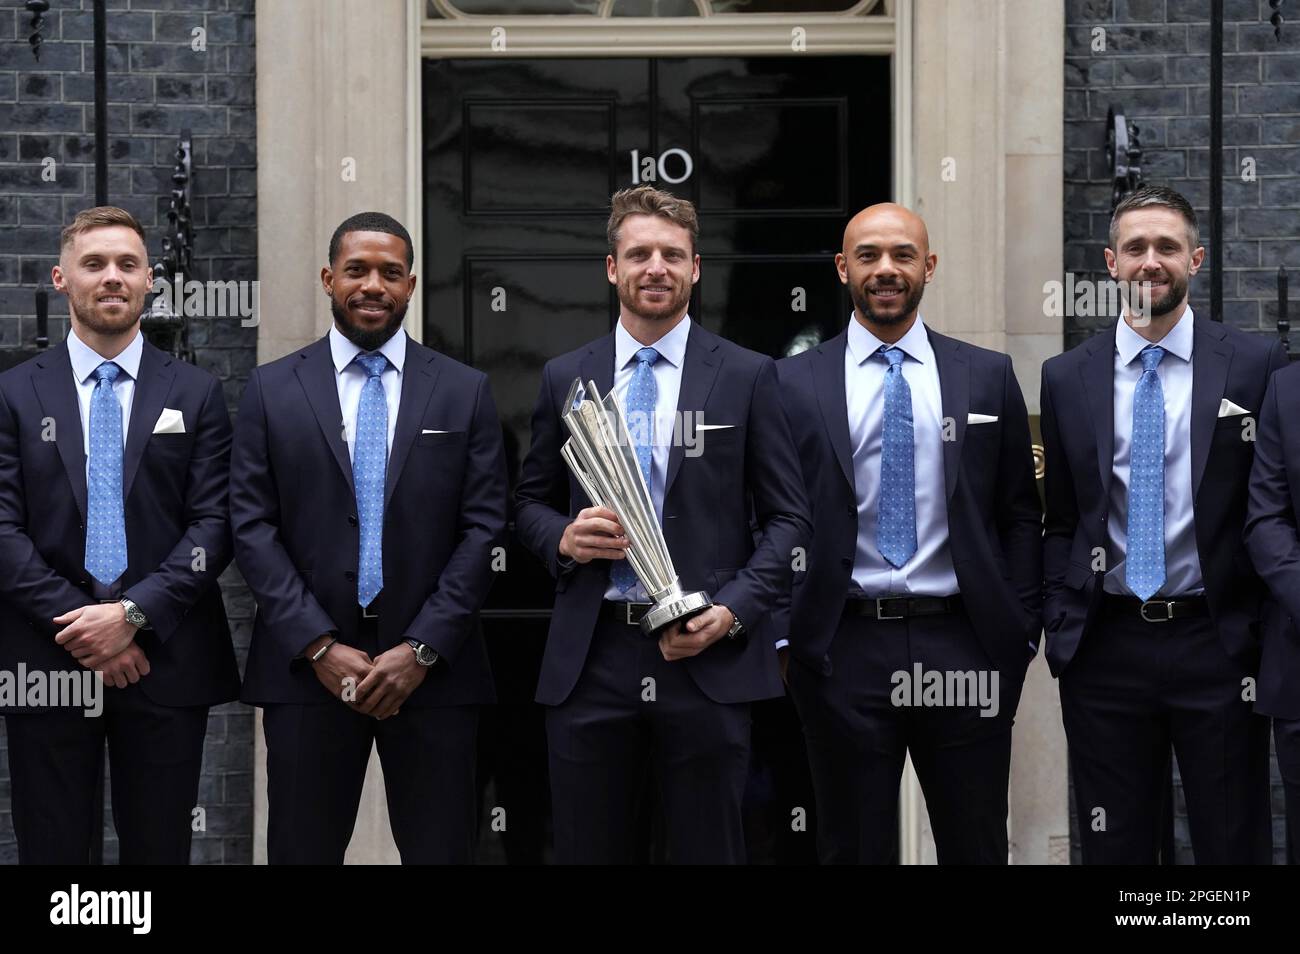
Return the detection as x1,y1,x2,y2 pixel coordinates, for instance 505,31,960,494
416,430,467,448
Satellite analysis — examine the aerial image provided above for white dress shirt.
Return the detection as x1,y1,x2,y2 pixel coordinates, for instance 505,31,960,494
845,314,959,598
603,313,691,603
66,325,143,467
329,325,406,461
1104,306,1204,596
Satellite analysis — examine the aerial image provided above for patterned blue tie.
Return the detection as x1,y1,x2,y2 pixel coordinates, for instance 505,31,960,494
612,346,659,594
85,361,128,586
1126,345,1166,600
876,345,917,569
353,352,389,608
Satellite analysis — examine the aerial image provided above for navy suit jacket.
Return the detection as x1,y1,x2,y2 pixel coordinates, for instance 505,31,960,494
515,321,811,707
1041,315,1287,677
1244,360,1300,719
231,334,507,707
0,338,239,709
776,325,1042,681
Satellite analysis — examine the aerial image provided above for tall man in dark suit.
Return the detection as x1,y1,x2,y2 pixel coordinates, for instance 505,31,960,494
1042,185,1281,864
0,206,239,863
776,204,1041,864
1244,362,1300,864
515,186,809,864
231,212,507,864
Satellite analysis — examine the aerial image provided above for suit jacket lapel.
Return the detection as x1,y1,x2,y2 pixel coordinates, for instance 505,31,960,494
384,339,441,509
294,336,355,497
1190,317,1231,500
578,332,616,402
1080,327,1116,498
122,342,176,500
929,329,969,501
31,343,88,522
811,330,854,494
665,323,721,498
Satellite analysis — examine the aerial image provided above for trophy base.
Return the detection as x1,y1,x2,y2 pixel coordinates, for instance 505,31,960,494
640,589,713,637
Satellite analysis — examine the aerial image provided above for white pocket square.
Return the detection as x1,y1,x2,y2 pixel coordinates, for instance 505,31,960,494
421,428,450,435
1218,398,1251,417
152,408,185,434
967,413,999,425
695,424,735,431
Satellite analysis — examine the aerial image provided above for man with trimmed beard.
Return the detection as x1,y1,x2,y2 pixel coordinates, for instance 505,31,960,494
1041,185,1282,863
231,212,507,863
0,207,238,863
515,186,809,863
776,204,1041,863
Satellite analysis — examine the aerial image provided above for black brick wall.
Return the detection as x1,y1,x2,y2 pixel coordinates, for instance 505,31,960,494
0,0,256,865
1065,0,1296,863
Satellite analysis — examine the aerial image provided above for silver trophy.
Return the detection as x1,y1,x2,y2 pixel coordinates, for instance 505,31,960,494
560,377,712,636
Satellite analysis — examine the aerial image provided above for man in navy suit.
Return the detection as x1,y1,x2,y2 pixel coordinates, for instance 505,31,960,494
776,204,1041,864
231,212,507,864
1244,362,1300,864
515,186,809,864
1042,185,1281,864
0,206,238,864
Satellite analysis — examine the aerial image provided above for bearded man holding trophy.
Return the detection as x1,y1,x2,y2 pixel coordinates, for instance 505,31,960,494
515,186,810,864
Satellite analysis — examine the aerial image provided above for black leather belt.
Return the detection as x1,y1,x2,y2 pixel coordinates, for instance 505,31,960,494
1103,593,1209,622
843,595,962,621
600,601,654,626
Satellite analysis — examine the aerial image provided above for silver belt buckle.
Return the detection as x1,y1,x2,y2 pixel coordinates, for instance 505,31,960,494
361,603,379,620
1140,599,1173,623
875,597,906,621
625,602,637,626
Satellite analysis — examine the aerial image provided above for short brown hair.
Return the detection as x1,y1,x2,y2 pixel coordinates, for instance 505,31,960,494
606,186,698,257
60,206,147,254
1109,185,1199,251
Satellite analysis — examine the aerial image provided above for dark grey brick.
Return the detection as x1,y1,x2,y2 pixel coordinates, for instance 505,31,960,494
16,72,59,102
0,102,86,133
227,106,253,136
1239,21,1300,51
130,43,222,74
203,136,255,166
156,74,207,104
17,196,63,226
207,74,252,105
1116,0,1166,23
0,73,14,101
0,163,84,194
131,103,228,135
1068,0,1116,21
1264,54,1300,83
62,71,155,104
1168,0,1258,21
155,12,208,44
1114,55,1166,85
12,41,83,73
230,170,256,197
0,135,15,163
204,12,255,45
1091,84,1188,116
1167,115,1260,144
226,43,254,75
1261,240,1300,266
1262,178,1300,206
1239,207,1300,237
1240,83,1300,113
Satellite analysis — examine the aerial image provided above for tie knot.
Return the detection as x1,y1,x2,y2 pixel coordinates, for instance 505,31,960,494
635,347,660,367
356,353,388,379
877,345,905,368
93,361,121,385
1140,345,1165,372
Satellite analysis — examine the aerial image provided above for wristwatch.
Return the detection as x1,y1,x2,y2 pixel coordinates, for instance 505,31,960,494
725,611,744,640
406,638,439,667
120,597,150,630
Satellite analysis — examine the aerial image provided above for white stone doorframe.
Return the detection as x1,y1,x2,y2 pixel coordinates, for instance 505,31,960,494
253,0,1065,865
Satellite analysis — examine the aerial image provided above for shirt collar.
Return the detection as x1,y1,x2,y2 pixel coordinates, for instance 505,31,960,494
846,312,932,366
330,324,407,375
1115,305,1194,366
67,325,143,384
615,313,691,371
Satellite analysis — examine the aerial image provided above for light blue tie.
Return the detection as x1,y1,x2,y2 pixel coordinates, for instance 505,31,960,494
612,346,659,594
876,346,917,569
85,361,128,586
353,352,389,608
1127,345,1166,600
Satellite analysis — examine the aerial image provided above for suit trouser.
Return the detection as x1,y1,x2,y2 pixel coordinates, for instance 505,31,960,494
5,682,208,865
545,617,752,865
1275,717,1300,865
1060,611,1271,864
262,699,479,865
787,610,1019,865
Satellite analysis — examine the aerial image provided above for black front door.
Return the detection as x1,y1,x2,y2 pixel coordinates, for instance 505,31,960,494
423,54,890,863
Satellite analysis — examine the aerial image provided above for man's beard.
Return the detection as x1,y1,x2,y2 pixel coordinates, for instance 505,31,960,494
331,298,408,352
617,277,692,324
849,280,925,326
70,291,143,335
1148,271,1189,318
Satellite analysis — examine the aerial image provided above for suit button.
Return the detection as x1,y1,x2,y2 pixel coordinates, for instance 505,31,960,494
846,505,856,517
347,514,358,526
344,571,356,582
841,558,852,568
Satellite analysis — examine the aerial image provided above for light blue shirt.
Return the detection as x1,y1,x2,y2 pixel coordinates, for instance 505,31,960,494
1104,306,1203,596
67,325,143,466
845,314,959,598
329,325,406,461
603,314,690,603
